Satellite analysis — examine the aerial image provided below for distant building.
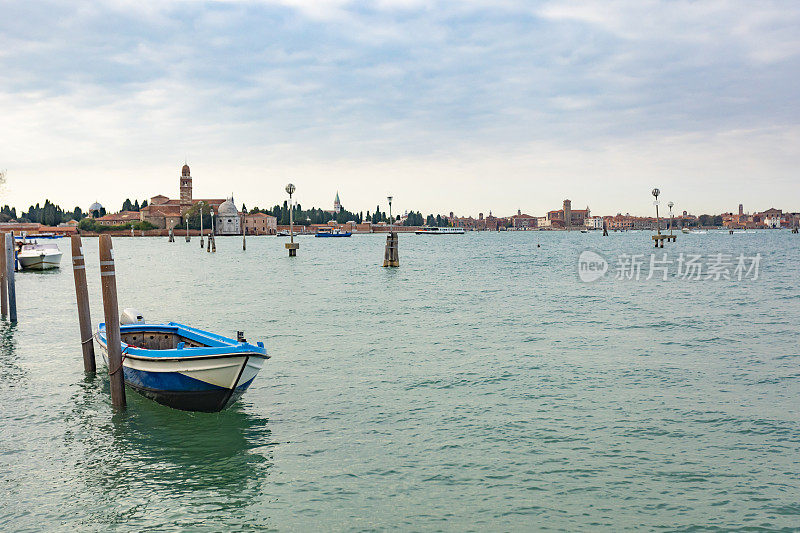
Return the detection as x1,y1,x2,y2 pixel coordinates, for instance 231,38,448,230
584,216,604,230
760,208,782,228
544,200,589,229
334,192,341,214
95,211,141,226
510,210,537,230
244,212,277,235
139,164,225,229
215,197,241,235
88,201,104,217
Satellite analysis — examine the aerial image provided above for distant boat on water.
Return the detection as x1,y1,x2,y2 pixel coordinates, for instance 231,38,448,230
415,227,465,235
682,227,690,234
315,228,352,237
17,241,62,270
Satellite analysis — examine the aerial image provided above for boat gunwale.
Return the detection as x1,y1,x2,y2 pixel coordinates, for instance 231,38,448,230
97,322,269,360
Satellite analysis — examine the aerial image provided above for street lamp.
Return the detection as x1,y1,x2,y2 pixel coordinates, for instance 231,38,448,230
652,188,661,235
285,183,298,256
387,196,393,228
667,201,674,235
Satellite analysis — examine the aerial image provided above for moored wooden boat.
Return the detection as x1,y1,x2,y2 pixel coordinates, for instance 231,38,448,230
96,320,269,412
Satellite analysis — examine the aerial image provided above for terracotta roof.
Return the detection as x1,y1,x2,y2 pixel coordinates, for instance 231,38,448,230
147,205,182,217
97,211,140,222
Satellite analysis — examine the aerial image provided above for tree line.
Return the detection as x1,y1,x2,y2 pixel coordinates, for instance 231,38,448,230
0,198,452,229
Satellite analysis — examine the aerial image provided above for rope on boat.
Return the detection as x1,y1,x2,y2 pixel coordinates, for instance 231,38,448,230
109,344,130,376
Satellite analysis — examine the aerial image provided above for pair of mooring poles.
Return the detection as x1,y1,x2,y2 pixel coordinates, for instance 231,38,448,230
0,232,18,322
71,234,126,408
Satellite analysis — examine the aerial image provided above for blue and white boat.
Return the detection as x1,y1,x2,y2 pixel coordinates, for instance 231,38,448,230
315,228,351,237
96,311,269,412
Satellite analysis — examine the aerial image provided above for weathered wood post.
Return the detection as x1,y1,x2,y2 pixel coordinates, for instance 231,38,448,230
71,235,96,373
0,232,7,318
99,235,126,408
602,219,609,236
382,231,399,267
168,228,174,242
242,208,246,251
185,218,190,242
5,233,17,322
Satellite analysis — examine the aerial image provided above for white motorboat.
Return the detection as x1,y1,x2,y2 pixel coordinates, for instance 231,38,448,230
17,241,62,270
681,227,690,234
415,226,465,235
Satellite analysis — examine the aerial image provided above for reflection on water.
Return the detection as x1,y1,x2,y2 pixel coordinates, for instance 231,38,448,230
0,321,24,390
64,380,275,530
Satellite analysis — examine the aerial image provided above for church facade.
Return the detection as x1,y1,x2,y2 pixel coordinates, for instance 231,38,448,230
139,164,225,229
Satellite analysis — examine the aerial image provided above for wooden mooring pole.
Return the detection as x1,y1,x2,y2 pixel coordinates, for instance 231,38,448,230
71,235,96,373
382,232,399,267
185,219,190,242
99,235,126,408
5,233,17,322
0,232,7,318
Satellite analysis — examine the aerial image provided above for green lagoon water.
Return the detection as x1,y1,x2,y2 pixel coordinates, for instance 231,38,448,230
1,231,799,531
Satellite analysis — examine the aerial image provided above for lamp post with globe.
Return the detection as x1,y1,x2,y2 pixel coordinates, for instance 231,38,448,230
668,201,674,236
387,196,393,228
285,183,299,257
652,188,661,235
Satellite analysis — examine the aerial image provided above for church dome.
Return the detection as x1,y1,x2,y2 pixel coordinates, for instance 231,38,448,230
88,201,103,212
217,197,238,216
181,164,190,176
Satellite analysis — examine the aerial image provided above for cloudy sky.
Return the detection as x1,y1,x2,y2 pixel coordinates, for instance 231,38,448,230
1,0,798,217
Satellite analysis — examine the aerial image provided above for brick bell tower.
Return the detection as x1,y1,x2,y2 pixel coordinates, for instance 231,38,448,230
180,163,192,216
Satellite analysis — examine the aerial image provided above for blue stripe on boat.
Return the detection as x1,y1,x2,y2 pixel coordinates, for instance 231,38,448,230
123,366,225,392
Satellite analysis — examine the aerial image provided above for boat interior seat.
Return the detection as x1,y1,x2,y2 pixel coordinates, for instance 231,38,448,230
121,331,208,350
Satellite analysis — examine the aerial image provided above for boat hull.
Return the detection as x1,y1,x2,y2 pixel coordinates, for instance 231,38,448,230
315,232,351,237
96,323,268,412
17,251,62,270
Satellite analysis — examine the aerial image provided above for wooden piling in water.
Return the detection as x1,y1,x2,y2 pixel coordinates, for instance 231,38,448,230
98,235,126,408
382,232,399,267
5,233,17,322
211,234,216,253
71,235,96,373
0,232,7,318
